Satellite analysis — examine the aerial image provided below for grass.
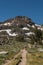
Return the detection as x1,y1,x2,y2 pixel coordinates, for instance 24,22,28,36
0,48,43,65
0,50,21,65
27,51,43,65
0,41,24,65
0,40,43,65
0,54,6,65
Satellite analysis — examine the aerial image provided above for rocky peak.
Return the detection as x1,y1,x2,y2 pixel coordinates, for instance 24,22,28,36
0,16,35,26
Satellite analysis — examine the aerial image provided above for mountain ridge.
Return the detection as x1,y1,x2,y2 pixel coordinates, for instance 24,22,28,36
0,16,43,46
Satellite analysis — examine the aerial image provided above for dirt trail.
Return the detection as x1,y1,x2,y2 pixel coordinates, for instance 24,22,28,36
19,49,27,65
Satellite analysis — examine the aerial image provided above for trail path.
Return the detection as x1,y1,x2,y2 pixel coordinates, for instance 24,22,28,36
19,49,27,65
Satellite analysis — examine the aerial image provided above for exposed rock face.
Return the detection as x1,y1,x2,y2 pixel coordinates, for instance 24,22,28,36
0,16,34,26
0,16,43,45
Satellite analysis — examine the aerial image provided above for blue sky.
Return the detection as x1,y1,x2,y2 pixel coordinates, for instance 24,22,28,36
0,0,43,24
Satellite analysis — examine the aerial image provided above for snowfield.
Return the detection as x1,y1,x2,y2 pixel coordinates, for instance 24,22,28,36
38,27,43,31
25,32,35,36
27,24,30,27
0,29,18,36
22,27,29,30
38,48,43,52
0,51,8,54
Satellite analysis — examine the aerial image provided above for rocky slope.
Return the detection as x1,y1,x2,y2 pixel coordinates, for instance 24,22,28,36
0,16,43,46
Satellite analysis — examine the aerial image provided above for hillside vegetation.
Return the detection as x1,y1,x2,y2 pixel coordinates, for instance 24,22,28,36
0,16,43,65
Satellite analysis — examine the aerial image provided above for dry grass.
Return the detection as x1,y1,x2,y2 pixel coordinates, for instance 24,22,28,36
27,52,43,65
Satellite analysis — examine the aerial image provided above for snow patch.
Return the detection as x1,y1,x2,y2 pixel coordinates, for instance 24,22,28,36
22,27,29,30
4,23,11,26
38,27,43,31
27,24,30,27
35,24,41,27
0,29,18,36
0,51,8,54
25,32,35,36
32,25,35,28
38,48,43,52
